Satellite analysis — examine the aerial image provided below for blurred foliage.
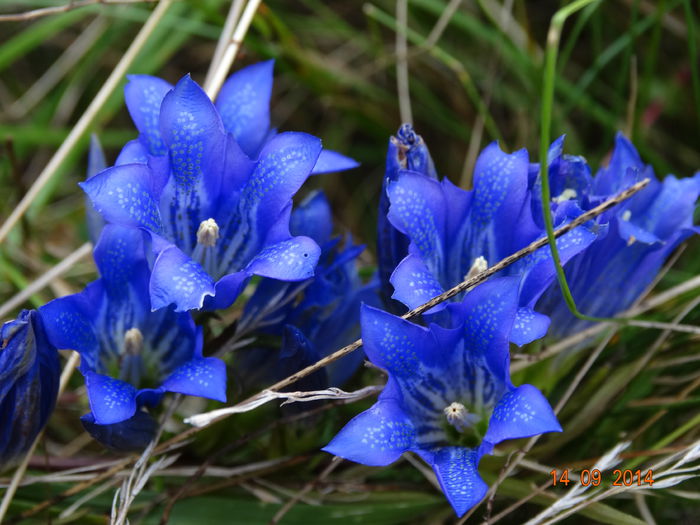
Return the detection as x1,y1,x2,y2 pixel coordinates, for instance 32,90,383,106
1,0,700,523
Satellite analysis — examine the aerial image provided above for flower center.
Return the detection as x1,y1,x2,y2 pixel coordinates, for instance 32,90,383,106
123,327,143,356
197,218,220,247
464,256,487,282
621,210,632,221
444,402,477,433
441,401,488,448
552,188,578,203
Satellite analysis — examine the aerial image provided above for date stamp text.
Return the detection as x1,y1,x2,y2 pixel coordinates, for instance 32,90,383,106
550,469,654,487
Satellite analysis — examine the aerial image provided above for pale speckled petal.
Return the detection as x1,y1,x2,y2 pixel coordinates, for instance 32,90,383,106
484,384,562,445
161,357,226,402
323,399,415,466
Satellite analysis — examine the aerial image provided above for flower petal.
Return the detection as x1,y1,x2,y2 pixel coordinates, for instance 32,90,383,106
216,59,274,157
387,170,446,268
159,74,226,220
204,271,251,311
39,291,98,354
246,236,321,281
84,371,138,425
322,399,415,466
278,325,327,391
311,149,360,175
430,446,489,518
115,139,149,166
242,131,322,232
150,245,215,312
452,277,519,383
79,164,163,232
361,304,448,375
289,190,333,245
161,357,227,402
124,74,173,155
516,225,597,307
390,253,445,312
80,410,157,452
93,224,149,296
484,384,562,445
471,142,529,229
594,133,644,195
510,307,550,346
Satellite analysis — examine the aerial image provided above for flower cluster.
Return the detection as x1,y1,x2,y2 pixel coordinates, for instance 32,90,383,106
322,125,699,516
534,134,700,337
2,57,698,519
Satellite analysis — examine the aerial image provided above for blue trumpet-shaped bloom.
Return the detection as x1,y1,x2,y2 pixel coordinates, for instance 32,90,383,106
241,190,378,388
386,138,596,345
40,225,226,429
535,134,700,337
377,124,437,313
323,278,561,517
0,310,60,470
82,61,357,312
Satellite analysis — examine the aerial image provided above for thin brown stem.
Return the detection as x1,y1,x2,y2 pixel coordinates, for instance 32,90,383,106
0,0,158,22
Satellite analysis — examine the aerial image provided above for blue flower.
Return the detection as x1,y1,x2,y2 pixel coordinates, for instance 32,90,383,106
39,225,226,430
535,134,700,337
240,190,378,388
377,124,437,312
385,138,596,345
0,310,60,470
82,61,357,312
323,278,561,517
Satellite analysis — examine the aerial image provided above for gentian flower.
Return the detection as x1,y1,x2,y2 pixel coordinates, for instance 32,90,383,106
386,138,596,345
82,61,357,312
377,124,437,312
323,278,561,516
0,310,60,470
240,190,378,388
39,225,226,435
535,133,700,338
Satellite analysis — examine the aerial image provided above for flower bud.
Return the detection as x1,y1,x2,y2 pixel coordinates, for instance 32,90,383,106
0,310,60,471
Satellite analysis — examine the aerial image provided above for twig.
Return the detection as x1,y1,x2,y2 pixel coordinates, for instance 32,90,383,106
0,242,92,320
624,55,638,137
268,456,343,525
185,386,382,427
204,0,262,99
7,17,108,118
112,394,181,524
0,0,158,22
460,0,511,187
204,0,246,89
161,399,353,523
422,0,463,49
395,0,413,124
512,273,700,372
0,0,175,245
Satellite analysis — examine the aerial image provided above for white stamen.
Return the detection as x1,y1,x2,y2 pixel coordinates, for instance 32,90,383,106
621,210,632,221
124,327,144,356
552,188,578,203
465,256,488,281
444,402,475,433
197,218,220,247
